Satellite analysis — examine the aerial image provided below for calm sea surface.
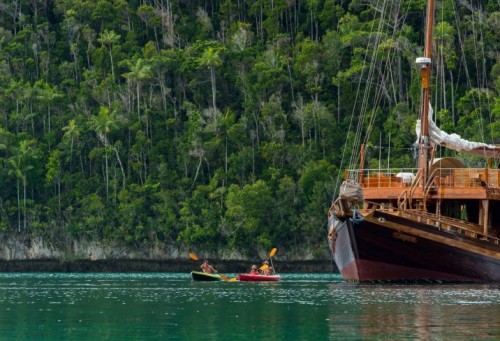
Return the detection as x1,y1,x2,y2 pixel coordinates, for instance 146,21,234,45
0,273,498,340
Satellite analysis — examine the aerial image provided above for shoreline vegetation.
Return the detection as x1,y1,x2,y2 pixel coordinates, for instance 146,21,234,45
0,2,497,265
0,259,337,274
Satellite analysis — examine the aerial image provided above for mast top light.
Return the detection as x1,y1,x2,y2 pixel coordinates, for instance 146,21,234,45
415,57,431,65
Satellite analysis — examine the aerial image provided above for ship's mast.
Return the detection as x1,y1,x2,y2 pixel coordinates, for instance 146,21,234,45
417,0,435,187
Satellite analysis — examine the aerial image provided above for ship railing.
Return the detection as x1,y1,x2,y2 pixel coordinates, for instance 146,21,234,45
422,168,443,210
409,169,423,208
397,168,422,210
346,168,419,188
397,190,408,210
349,168,500,190
433,168,499,189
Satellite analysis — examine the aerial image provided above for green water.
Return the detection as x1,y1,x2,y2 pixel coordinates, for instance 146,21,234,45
0,273,499,340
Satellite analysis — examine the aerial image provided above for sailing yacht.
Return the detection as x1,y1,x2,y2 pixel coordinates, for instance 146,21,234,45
327,0,500,282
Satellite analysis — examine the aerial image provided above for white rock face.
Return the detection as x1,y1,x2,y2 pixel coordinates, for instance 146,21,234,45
0,236,183,261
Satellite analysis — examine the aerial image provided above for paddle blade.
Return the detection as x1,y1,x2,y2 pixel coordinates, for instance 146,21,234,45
259,264,269,271
220,274,228,281
189,252,199,261
269,247,277,257
229,277,237,282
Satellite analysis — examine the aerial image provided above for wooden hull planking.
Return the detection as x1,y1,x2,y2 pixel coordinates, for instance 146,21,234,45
328,210,500,283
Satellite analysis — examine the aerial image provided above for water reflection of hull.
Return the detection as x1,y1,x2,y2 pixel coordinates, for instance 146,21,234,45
326,283,499,340
328,210,500,283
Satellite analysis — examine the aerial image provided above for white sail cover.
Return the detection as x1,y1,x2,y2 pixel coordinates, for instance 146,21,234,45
416,104,500,158
340,179,363,202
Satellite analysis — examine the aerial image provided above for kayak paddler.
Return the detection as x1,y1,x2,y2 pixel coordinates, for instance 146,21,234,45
200,260,217,274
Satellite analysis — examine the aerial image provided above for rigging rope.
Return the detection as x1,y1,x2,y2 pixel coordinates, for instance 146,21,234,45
452,1,494,159
333,0,411,200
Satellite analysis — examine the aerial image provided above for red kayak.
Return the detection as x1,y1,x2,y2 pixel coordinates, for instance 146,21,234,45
237,273,281,282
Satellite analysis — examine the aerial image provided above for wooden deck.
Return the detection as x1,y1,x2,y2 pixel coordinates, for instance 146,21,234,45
398,210,499,245
356,168,500,201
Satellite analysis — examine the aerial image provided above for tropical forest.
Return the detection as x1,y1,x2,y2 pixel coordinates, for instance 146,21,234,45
0,0,498,261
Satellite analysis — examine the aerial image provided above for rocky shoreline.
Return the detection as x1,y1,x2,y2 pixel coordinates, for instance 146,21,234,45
0,235,338,273
0,259,338,273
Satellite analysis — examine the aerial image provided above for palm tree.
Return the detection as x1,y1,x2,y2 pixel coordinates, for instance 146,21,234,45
97,30,121,81
122,58,153,122
198,45,223,112
35,81,63,141
89,107,125,197
8,140,36,232
62,119,80,171
7,157,22,232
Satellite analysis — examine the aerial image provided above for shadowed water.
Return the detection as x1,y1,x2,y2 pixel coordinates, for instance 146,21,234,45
0,273,498,340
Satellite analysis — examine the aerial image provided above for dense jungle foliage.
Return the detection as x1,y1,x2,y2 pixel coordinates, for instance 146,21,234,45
0,0,498,257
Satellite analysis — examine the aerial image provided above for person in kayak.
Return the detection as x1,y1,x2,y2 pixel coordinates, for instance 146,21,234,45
261,261,273,275
200,260,217,274
250,265,259,275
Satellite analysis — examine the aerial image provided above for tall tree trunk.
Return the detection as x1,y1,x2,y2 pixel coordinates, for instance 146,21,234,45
109,48,115,81
210,66,217,112
449,70,455,124
113,146,126,189
105,152,109,200
137,82,141,122
23,176,27,231
16,178,20,232
397,52,403,102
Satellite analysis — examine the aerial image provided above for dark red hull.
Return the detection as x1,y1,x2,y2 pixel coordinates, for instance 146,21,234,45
328,211,500,283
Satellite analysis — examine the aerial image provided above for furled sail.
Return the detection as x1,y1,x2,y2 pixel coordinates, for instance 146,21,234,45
416,104,500,158
339,179,363,202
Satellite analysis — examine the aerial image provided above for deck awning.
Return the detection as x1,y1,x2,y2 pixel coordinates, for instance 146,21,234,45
429,157,465,175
